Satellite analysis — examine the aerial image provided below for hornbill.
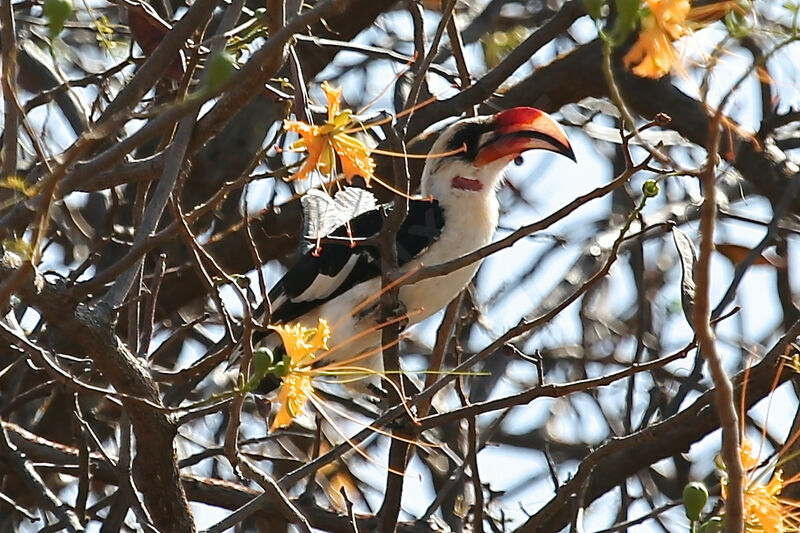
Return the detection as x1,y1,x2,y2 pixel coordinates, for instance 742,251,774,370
250,107,574,390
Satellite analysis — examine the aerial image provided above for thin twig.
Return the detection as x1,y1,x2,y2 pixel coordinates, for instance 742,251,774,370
234,457,313,533
695,115,743,531
416,342,694,430
406,0,585,136
101,97,201,310
467,415,484,533
377,114,412,533
401,0,458,127
418,293,462,418
293,34,458,81
0,0,19,179
0,416,84,532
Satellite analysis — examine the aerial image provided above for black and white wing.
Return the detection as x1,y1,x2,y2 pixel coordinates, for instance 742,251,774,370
267,188,445,324
301,187,378,244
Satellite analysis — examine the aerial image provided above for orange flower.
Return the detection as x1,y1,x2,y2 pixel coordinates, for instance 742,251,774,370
270,372,315,431
623,0,691,79
283,82,376,184
721,439,800,533
268,318,331,432
270,319,331,367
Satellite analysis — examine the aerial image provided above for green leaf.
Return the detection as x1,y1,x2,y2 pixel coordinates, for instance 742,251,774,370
3,238,33,261
698,517,724,533
724,0,753,38
584,0,606,20
251,348,274,380
683,482,708,521
272,358,289,377
672,228,697,330
480,26,529,68
0,176,33,197
203,50,237,93
43,0,74,37
611,0,641,43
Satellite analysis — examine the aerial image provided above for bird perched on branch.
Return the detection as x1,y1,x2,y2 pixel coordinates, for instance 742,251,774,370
250,107,574,390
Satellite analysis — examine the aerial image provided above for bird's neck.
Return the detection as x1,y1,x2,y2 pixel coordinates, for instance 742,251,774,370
425,180,500,240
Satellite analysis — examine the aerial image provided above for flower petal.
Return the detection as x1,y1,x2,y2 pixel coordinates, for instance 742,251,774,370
322,81,342,123
285,120,331,181
308,318,331,352
332,134,377,184
269,373,313,432
625,0,691,79
270,323,313,363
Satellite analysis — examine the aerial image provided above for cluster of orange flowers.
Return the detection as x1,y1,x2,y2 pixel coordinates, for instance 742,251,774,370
623,0,744,79
267,319,331,431
623,0,691,78
721,440,800,533
283,81,377,185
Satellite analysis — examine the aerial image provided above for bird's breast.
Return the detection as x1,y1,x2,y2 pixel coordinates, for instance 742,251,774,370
399,195,498,323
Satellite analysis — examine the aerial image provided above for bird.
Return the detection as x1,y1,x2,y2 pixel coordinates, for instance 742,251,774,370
250,107,575,390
